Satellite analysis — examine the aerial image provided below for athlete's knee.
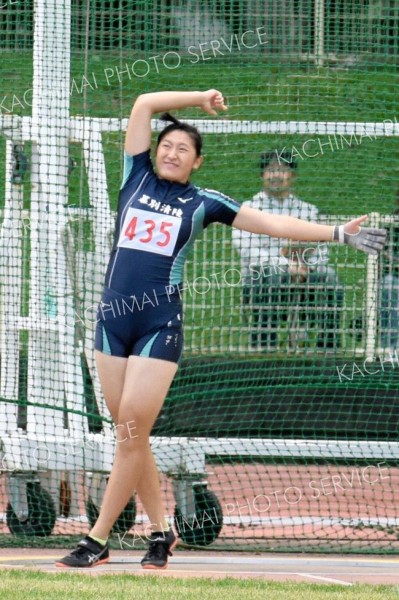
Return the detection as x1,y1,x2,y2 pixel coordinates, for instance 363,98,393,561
113,418,141,449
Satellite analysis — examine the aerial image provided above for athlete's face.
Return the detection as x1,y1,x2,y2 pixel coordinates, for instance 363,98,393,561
156,131,203,184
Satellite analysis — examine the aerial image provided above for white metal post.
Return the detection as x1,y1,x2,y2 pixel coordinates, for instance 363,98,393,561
0,139,24,431
314,0,325,67
28,0,86,436
365,212,380,358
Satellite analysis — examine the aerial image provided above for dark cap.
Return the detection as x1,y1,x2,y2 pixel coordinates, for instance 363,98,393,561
260,150,297,174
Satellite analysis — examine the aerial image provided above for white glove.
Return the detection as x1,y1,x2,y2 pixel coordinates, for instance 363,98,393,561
333,225,387,256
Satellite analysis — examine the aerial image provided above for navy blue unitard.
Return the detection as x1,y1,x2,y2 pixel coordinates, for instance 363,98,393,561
95,150,240,362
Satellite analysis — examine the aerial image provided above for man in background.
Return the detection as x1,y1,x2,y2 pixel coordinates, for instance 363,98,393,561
232,150,342,350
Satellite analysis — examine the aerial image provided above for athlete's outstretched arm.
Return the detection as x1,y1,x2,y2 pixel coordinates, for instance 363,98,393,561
232,205,386,256
125,90,227,156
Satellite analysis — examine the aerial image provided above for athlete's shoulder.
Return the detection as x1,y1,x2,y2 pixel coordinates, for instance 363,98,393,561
120,149,154,190
193,185,240,227
194,186,240,206
194,185,236,203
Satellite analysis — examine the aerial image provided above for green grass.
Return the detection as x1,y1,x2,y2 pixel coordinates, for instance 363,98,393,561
0,571,398,600
2,50,399,120
2,51,398,212
1,52,398,211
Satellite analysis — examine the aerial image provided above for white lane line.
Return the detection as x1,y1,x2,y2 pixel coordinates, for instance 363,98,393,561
297,573,353,586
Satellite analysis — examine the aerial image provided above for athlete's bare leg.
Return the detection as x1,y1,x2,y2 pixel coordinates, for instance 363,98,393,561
90,352,177,539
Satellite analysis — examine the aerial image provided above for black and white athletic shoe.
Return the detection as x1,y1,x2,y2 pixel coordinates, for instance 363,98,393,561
141,528,177,570
55,536,109,568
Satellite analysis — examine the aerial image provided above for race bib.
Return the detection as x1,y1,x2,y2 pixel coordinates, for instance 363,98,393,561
117,207,181,256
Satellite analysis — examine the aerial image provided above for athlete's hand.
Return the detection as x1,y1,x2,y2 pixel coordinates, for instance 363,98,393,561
333,215,387,255
200,89,228,115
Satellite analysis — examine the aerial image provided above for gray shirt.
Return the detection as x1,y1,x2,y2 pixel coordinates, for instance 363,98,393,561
232,191,328,280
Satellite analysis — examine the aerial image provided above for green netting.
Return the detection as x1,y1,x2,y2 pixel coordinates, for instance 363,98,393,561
0,0,398,553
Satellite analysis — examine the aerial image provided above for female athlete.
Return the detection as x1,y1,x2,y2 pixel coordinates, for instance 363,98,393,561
56,89,386,570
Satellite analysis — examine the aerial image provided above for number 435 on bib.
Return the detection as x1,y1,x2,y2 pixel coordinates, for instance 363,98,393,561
117,207,181,256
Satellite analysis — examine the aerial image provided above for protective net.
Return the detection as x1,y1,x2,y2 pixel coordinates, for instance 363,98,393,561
0,0,398,552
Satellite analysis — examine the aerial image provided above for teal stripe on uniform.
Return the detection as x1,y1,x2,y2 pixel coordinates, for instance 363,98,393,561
170,203,205,285
121,152,134,189
102,325,112,355
196,188,240,214
139,331,160,358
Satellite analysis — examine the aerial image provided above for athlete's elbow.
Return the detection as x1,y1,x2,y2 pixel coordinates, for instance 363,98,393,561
132,94,147,110
133,93,158,113
130,95,155,124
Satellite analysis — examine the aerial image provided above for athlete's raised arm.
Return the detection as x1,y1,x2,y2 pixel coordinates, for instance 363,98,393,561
233,205,387,256
125,90,227,156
